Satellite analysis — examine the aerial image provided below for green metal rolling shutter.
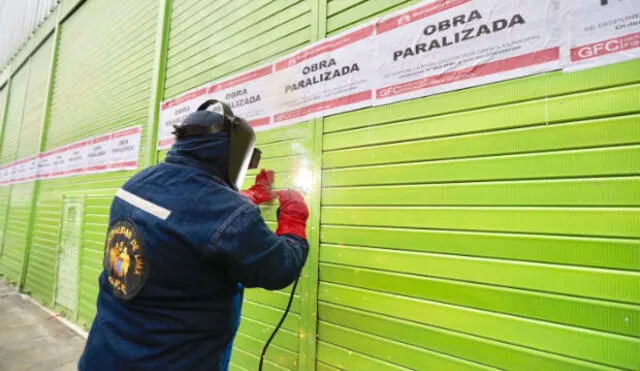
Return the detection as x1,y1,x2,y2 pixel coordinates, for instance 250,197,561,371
3,36,55,294
234,123,313,371
164,0,312,98
326,0,421,34
163,1,315,370
319,57,640,370
0,66,26,166
0,63,31,284
16,38,53,160
25,0,157,320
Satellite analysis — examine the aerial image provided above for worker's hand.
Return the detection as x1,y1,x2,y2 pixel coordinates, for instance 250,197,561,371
275,190,309,239
241,169,275,205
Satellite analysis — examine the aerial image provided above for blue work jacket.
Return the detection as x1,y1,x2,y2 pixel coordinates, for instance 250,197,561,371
78,134,309,371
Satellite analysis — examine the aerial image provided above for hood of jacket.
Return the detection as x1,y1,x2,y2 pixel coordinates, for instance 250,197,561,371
165,133,232,187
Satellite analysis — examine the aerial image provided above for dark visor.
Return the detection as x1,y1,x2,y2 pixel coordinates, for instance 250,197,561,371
248,148,261,169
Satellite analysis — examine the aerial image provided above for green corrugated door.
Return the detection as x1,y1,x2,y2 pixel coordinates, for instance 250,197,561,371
25,0,158,319
0,61,31,284
319,57,640,371
54,196,84,313
163,2,315,370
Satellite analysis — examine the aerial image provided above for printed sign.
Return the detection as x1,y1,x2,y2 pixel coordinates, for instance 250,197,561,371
0,165,9,185
157,86,210,150
51,146,69,179
25,156,38,182
0,125,142,186
374,0,561,105
12,156,39,184
107,127,141,171
158,65,275,149
271,23,376,126
66,140,89,177
12,158,29,184
207,65,274,131
154,0,638,139
86,133,113,174
37,151,54,179
563,0,640,71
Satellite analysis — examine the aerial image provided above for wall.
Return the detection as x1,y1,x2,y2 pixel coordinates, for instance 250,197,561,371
0,0,638,370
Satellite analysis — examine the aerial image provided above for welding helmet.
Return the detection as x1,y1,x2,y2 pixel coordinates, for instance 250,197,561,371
172,99,261,190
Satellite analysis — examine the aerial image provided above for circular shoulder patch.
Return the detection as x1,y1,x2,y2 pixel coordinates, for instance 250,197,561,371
103,220,149,300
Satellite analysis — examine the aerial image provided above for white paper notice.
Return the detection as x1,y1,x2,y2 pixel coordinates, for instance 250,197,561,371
12,158,29,184
66,140,89,177
37,151,54,180
50,147,69,179
563,0,640,72
375,0,561,105
271,23,376,126
0,165,7,185
86,133,113,174
108,126,142,171
25,156,39,182
8,164,16,184
158,86,210,150
0,125,142,186
207,65,274,131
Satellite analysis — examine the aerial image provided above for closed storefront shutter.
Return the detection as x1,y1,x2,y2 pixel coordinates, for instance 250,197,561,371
163,1,315,369
233,123,313,371
54,196,85,313
25,0,157,322
0,65,26,167
0,62,32,284
318,56,640,370
12,36,56,300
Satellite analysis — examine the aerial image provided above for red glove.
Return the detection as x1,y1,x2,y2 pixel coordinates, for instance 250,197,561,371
241,169,275,205
275,190,309,240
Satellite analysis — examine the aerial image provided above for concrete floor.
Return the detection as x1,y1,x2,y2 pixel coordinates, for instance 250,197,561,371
0,280,85,371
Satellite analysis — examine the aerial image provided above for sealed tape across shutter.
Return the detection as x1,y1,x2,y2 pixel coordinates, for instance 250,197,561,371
25,0,157,321
54,197,84,313
319,56,640,370
163,1,314,369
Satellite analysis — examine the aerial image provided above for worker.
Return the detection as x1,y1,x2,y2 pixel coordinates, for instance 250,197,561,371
78,100,310,371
